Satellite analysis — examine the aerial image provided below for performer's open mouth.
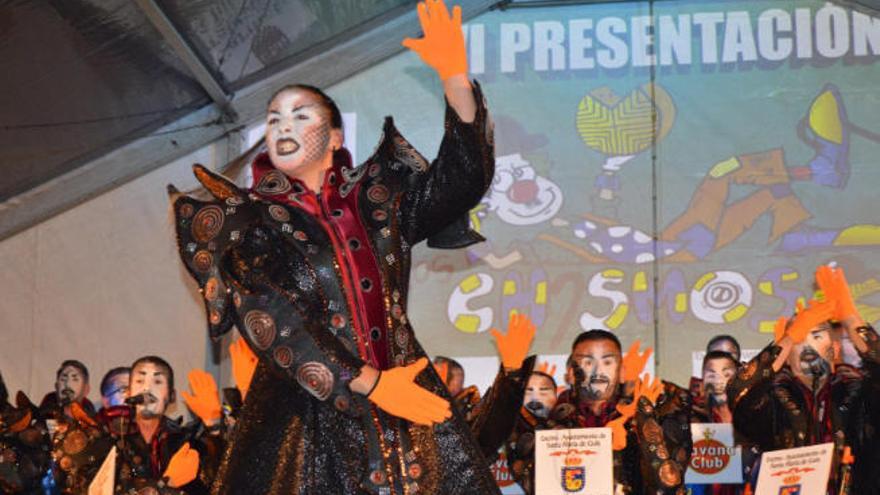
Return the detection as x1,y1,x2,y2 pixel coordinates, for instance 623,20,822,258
276,138,299,156
800,349,820,363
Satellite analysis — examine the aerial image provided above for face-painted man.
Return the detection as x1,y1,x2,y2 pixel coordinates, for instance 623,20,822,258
265,86,343,190
55,361,90,406
701,352,738,406
99,367,130,410
129,358,175,421
571,332,622,403
523,372,557,419
785,322,834,388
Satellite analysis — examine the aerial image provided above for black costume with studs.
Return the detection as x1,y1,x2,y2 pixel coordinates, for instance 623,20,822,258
171,83,501,494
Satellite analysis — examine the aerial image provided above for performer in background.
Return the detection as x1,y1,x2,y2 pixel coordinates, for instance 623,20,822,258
551,332,691,494
728,266,880,493
169,0,505,492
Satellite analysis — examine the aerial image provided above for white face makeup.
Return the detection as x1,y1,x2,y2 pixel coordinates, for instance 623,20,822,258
56,366,88,403
702,358,737,401
129,362,171,419
265,88,341,180
572,339,622,402
787,327,834,383
524,373,558,418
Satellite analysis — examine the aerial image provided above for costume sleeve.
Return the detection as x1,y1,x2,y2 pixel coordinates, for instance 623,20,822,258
468,356,535,461
169,166,259,341
634,397,687,493
171,166,365,408
399,81,494,247
727,343,782,445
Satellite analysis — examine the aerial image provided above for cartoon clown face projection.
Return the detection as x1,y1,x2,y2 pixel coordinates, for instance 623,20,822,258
484,153,563,226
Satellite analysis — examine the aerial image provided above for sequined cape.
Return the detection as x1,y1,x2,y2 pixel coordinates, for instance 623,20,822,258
171,83,500,494
728,326,880,493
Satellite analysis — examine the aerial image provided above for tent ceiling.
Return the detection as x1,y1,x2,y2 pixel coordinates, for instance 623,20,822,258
0,0,495,241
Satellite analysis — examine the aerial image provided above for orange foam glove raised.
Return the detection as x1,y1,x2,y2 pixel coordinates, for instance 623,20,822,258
181,370,222,426
786,299,836,344
163,443,200,488
773,316,788,343
816,265,859,321
641,374,664,405
433,360,450,388
490,313,536,370
621,340,653,383
537,361,557,377
401,0,467,80
229,337,258,400
608,379,642,451
368,357,451,426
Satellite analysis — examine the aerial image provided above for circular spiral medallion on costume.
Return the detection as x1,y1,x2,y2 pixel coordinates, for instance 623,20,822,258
369,163,381,177
641,419,664,444
372,209,388,222
273,346,294,368
232,292,242,308
209,309,222,325
407,463,422,480
395,328,409,348
293,230,308,242
296,362,333,400
59,456,74,470
204,277,220,301
655,443,670,460
62,430,87,455
0,447,17,464
192,250,213,273
658,461,682,488
334,395,350,412
191,205,225,243
243,310,276,350
330,313,346,329
255,170,292,195
268,204,290,222
225,196,244,206
367,184,390,204
178,203,194,219
391,304,403,320
370,469,387,485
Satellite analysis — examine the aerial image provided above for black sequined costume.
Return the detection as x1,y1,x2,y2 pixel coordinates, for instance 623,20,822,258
727,325,880,493
171,83,498,494
0,390,51,495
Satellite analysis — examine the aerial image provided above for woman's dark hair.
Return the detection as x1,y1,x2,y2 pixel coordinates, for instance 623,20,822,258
706,334,741,360
268,84,343,130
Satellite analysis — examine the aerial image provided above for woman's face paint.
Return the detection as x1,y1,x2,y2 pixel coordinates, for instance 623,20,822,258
265,88,338,179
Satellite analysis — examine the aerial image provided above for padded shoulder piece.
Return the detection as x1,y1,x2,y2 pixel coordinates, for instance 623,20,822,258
169,165,259,340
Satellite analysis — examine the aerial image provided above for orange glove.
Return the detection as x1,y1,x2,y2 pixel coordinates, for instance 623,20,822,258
816,265,859,321
621,340,653,383
490,313,536,370
773,316,788,343
609,380,641,451
537,361,557,376
607,414,630,451
229,337,258,400
163,443,200,488
641,374,664,405
368,357,451,426
401,0,467,80
786,299,836,344
181,370,222,426
433,360,450,387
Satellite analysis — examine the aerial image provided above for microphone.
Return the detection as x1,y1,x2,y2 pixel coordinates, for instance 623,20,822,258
124,394,147,405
